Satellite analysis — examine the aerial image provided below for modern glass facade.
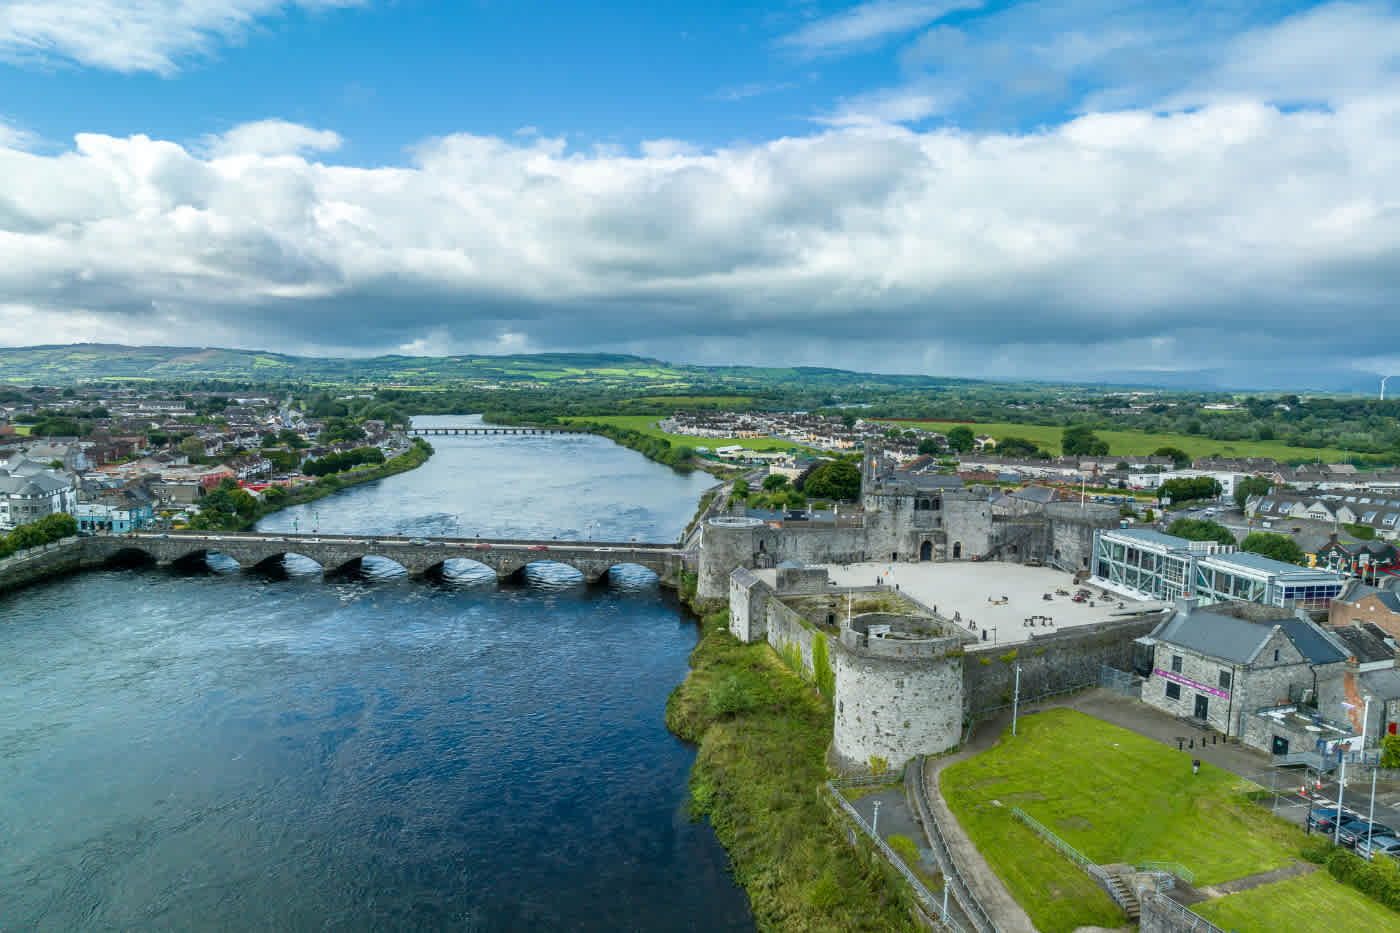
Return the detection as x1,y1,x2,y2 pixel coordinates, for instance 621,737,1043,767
1093,529,1344,609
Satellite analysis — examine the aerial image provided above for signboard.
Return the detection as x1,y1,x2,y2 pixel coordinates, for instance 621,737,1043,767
1155,669,1230,699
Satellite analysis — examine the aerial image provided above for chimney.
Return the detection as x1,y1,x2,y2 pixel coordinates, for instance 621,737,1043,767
1174,595,1199,616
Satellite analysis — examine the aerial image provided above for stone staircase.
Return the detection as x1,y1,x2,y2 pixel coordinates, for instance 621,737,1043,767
1098,864,1141,922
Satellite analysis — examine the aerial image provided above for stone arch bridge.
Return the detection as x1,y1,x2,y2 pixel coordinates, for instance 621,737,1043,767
87,532,684,586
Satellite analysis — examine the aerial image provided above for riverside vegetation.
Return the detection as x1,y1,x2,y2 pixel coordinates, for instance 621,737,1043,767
185,438,433,531
665,604,920,932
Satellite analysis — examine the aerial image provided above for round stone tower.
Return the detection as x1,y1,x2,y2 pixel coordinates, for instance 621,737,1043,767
697,516,765,600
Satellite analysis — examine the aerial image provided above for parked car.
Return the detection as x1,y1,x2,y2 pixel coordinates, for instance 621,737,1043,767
472,543,491,550
528,545,548,551
1357,835,1400,862
409,538,428,546
1307,807,1344,833
1338,819,1394,848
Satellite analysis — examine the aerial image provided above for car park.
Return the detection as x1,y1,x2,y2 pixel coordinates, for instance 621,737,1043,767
1307,807,1345,833
1357,835,1400,862
1338,819,1393,848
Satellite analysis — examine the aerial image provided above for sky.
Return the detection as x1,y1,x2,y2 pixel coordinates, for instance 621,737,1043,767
0,1,1397,390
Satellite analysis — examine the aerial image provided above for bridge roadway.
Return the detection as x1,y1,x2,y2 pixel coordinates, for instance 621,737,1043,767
90,531,684,586
407,426,588,436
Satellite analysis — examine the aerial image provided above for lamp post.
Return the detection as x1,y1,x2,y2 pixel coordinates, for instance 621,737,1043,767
871,799,882,837
1012,664,1022,737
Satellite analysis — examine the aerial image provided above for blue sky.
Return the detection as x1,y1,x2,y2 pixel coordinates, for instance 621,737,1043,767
0,1,1398,388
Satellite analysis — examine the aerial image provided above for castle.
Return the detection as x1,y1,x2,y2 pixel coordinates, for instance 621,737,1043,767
697,445,1162,772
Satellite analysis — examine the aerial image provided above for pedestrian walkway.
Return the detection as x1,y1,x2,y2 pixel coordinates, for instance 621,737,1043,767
1198,861,1318,898
921,710,1038,933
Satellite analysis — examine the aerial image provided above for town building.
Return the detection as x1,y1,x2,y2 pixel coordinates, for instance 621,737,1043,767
1092,528,1345,609
1328,586,1400,640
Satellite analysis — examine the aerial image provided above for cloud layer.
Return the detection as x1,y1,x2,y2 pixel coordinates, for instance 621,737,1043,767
1,79,1397,386
0,0,362,74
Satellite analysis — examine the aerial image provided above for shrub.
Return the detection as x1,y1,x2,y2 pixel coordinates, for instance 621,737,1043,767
887,834,921,864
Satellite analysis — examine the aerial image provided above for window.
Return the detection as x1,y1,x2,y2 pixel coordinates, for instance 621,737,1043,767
1219,670,1232,690
1166,682,1181,700
1274,649,1280,663
1171,655,1183,674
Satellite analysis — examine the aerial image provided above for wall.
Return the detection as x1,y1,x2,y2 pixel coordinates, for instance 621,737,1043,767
962,614,1164,713
0,536,89,595
765,596,821,683
831,643,963,772
728,569,771,643
1139,892,1226,933
1047,503,1120,573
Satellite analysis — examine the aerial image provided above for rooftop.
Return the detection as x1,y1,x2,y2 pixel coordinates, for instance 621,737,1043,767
818,560,1164,648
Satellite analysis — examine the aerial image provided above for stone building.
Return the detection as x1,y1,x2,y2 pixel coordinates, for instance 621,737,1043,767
1139,599,1348,745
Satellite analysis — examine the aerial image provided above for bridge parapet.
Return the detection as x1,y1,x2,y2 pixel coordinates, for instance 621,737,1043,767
86,533,682,586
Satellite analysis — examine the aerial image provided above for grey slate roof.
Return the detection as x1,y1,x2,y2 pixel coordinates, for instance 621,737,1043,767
1152,609,1274,664
1360,669,1400,702
1010,485,1056,504
1152,608,1347,665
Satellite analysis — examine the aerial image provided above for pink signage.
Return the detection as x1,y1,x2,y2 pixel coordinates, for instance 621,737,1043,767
1155,669,1230,699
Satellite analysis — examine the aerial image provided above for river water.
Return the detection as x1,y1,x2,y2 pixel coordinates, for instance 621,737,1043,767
0,416,751,931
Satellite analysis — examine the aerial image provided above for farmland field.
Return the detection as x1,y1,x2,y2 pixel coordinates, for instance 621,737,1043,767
884,420,1351,463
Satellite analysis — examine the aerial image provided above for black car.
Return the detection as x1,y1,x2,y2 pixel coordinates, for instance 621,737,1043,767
1338,819,1394,849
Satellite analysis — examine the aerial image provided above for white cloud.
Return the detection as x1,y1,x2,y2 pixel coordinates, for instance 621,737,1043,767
816,82,956,125
707,80,799,101
0,0,365,75
204,119,344,158
777,0,982,57
0,116,37,150
2,88,1399,382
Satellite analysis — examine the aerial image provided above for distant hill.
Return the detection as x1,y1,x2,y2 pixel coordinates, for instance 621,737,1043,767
0,343,982,392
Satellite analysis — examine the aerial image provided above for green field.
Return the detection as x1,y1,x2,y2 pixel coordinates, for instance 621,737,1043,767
942,709,1308,933
1192,871,1400,932
886,420,1351,463
564,414,817,453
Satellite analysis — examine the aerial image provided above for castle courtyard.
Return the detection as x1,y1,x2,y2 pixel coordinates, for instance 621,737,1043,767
820,560,1166,647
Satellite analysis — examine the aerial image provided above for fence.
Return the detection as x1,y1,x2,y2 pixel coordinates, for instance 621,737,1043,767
909,757,1001,933
1010,808,1133,914
825,782,965,932
1138,860,1194,887
1100,664,1142,697
1143,891,1228,933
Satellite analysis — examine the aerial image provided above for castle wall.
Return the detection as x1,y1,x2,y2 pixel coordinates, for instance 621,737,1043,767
765,597,820,682
961,614,1164,713
728,570,771,643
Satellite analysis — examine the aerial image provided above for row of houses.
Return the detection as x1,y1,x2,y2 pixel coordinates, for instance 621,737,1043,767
1247,492,1400,538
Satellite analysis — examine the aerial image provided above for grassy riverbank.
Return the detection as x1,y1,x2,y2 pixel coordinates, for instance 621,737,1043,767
666,613,919,932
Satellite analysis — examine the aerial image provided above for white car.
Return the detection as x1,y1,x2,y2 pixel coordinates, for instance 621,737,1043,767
1357,835,1400,861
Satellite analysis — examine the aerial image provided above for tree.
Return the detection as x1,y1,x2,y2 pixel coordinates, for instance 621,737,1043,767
946,426,976,452
996,436,1050,459
1153,446,1192,469
179,436,206,459
1241,532,1304,565
800,460,862,500
762,473,789,492
1167,518,1237,547
1159,476,1222,503
916,437,941,455
1381,734,1400,769
1062,425,1109,456
1234,475,1273,510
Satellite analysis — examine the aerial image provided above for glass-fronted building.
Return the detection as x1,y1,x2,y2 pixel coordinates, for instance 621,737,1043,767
1093,528,1344,609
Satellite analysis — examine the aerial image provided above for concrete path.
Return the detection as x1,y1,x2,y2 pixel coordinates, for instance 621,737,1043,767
1198,861,1319,898
846,786,971,930
922,710,1040,933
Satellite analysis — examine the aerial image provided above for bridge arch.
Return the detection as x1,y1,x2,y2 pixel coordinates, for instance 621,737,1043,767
324,554,409,580
249,552,325,577
600,563,661,589
506,559,586,587
171,549,242,574
104,546,157,569
425,558,497,586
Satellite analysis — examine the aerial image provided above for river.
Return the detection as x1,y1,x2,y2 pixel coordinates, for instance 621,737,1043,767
0,415,751,931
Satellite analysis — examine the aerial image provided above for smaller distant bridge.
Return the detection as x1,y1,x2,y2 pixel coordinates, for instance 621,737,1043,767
408,426,589,436
87,531,684,587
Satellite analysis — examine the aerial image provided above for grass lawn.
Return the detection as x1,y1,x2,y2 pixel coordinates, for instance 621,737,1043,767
884,420,1350,463
564,414,818,453
941,709,1308,933
1192,871,1400,932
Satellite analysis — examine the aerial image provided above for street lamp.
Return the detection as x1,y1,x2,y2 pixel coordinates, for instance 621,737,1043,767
871,799,882,836
1012,664,1022,737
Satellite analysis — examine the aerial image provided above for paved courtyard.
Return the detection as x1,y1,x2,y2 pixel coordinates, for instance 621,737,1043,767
822,560,1167,646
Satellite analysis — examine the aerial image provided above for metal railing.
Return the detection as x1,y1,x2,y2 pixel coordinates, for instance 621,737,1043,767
909,757,1001,933
826,783,965,932
1010,808,1132,914
1144,891,1228,933
830,769,904,789
0,535,82,571
1138,860,1194,887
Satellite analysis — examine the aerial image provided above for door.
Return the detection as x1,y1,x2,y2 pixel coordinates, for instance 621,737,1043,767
953,542,962,559
1194,694,1209,720
1272,735,1290,756
920,540,933,561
